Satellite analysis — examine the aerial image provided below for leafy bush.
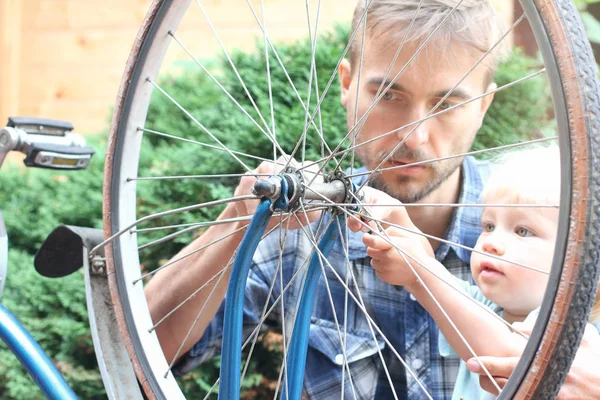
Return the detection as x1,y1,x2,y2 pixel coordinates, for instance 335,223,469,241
0,24,552,399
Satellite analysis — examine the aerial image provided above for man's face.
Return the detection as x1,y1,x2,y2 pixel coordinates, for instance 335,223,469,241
339,35,495,203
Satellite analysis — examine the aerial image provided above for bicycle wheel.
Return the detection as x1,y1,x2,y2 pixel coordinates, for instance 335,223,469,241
102,0,600,398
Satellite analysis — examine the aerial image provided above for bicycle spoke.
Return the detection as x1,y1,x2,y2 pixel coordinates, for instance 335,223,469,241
244,0,323,140
277,215,291,400
131,173,272,181
347,210,528,340
185,214,328,395
344,0,424,177
318,189,530,342
149,212,293,329
336,216,409,400
305,189,532,397
165,251,236,376
348,0,370,176
201,234,319,400
296,205,359,399
297,202,559,209
347,136,557,178
259,0,277,168
161,211,298,375
167,31,289,159
133,216,252,234
298,0,321,165
138,220,246,251
90,195,258,256
356,211,548,274
147,78,253,173
344,69,545,172
243,0,344,168
312,53,326,163
319,0,423,179
151,260,232,334
139,127,281,166
349,13,525,183
367,216,502,393
239,216,291,390
295,217,432,400
193,0,274,138
136,224,248,284
302,49,543,176
339,215,351,399
310,0,468,179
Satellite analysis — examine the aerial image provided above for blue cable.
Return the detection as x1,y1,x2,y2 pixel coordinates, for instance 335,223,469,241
282,213,344,400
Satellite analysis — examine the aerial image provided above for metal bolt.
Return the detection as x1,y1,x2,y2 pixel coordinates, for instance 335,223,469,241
0,132,8,147
91,256,106,275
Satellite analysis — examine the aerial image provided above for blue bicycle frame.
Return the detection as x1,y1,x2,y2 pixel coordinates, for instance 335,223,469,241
0,210,78,399
218,173,350,400
0,304,79,399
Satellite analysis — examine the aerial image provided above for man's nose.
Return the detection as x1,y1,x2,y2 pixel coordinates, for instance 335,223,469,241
396,110,429,149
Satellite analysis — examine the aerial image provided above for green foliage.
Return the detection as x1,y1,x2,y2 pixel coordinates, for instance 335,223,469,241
575,0,600,44
474,48,554,153
0,24,553,399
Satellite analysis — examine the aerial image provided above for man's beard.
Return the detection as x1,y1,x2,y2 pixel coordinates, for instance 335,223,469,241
361,146,463,203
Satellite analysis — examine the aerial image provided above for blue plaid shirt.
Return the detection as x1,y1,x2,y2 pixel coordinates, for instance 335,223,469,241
175,156,489,399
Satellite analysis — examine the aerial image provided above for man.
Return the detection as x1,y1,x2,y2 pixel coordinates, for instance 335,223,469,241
145,1,507,398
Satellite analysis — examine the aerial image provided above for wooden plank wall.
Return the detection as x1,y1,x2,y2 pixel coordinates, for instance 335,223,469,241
0,0,511,136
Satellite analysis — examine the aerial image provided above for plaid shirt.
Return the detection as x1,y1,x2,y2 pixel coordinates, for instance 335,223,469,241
175,156,489,399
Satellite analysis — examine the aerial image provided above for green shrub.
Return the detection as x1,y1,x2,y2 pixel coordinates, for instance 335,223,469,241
0,24,552,399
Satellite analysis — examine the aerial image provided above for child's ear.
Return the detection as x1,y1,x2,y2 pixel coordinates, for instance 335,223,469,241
339,59,352,109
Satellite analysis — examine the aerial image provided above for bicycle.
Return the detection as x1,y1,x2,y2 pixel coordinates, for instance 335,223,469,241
2,0,600,399
95,0,600,399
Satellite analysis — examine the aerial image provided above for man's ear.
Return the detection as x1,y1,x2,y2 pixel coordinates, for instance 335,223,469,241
480,82,497,115
339,58,352,109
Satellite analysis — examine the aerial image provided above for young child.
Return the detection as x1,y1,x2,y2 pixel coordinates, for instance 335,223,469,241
357,146,600,399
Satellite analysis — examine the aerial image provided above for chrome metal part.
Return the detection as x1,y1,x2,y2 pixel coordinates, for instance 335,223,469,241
252,176,282,199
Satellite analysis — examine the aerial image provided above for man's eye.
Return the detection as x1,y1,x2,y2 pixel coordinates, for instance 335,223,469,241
483,222,495,232
516,227,533,237
437,102,451,110
382,91,395,101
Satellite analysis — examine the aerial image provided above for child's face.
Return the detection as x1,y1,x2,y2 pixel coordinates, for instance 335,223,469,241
471,193,559,320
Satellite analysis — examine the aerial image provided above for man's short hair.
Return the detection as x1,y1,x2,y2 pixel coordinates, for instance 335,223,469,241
349,0,508,85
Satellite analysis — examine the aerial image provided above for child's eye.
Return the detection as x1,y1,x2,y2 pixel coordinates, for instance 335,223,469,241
483,222,495,232
516,227,533,237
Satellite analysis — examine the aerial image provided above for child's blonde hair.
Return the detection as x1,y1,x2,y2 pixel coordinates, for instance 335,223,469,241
481,145,561,205
482,146,600,323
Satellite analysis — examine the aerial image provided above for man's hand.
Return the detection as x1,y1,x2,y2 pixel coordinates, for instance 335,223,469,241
232,157,322,230
466,322,600,399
